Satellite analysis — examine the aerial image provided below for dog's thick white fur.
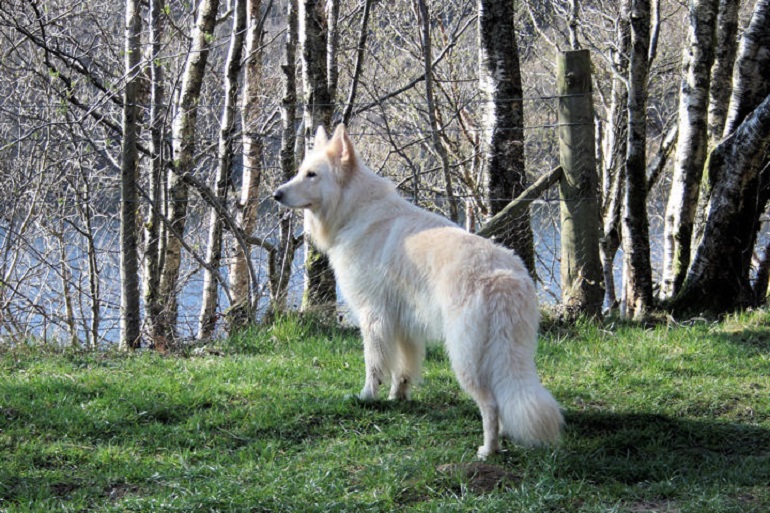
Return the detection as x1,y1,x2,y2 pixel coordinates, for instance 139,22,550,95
273,124,563,458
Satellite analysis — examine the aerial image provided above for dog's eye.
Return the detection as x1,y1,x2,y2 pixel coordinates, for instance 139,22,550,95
306,171,317,178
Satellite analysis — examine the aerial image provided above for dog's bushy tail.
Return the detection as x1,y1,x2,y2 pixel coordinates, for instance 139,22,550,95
486,272,564,446
495,375,563,446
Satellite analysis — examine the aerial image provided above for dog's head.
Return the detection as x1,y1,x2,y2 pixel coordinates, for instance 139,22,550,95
272,124,357,212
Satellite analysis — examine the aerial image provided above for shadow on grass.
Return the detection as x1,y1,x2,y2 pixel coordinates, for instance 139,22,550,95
559,410,770,487
713,326,770,354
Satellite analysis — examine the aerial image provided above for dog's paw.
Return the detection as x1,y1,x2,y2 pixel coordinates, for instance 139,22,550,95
357,389,376,401
476,445,495,460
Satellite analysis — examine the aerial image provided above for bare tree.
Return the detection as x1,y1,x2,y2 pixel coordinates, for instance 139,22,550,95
415,0,459,224
477,0,535,274
268,0,302,321
298,0,338,316
119,0,142,350
143,0,166,345
620,0,654,319
198,0,248,339
707,0,741,147
661,0,719,300
673,0,770,315
157,0,221,341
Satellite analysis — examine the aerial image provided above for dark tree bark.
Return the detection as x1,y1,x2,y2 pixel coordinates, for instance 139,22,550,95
620,0,654,320
264,0,301,322
477,0,535,275
672,0,770,316
119,0,142,350
143,0,166,346
299,0,337,316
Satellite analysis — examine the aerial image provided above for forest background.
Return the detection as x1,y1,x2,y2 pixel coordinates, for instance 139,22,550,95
2,0,770,349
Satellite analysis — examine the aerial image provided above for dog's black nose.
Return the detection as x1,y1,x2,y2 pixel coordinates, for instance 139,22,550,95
273,189,283,202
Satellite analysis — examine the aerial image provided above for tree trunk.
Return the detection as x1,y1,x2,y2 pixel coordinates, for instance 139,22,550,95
620,0,653,320
556,50,604,317
341,0,374,126
672,0,770,315
477,0,535,275
143,0,166,346
266,0,301,321
661,0,719,300
119,0,142,350
672,94,770,315
600,13,630,312
416,0,458,223
228,0,265,331
198,0,247,340
299,0,337,317
157,0,220,341
707,0,741,147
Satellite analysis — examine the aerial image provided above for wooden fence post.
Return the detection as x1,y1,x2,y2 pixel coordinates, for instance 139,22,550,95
557,49,604,317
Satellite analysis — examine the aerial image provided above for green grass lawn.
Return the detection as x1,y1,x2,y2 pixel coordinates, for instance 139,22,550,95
1,312,769,512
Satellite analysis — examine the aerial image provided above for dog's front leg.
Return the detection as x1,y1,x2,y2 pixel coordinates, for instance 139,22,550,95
358,320,392,401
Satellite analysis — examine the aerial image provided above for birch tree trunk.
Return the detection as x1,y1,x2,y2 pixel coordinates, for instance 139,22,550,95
620,0,654,319
198,0,247,340
267,0,301,321
228,0,265,331
707,0,741,147
661,0,719,300
299,0,337,316
478,0,535,275
143,0,166,345
119,0,142,350
600,13,630,312
673,0,770,315
157,0,220,341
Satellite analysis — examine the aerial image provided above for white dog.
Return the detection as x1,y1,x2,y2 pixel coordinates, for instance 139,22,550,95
273,124,563,458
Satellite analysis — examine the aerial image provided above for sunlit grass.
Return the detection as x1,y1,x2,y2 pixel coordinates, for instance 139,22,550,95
1,312,769,512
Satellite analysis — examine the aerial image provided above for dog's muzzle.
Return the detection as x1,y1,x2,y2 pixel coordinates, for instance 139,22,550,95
272,189,284,203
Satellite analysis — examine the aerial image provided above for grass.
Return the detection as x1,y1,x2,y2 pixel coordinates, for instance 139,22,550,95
1,311,769,512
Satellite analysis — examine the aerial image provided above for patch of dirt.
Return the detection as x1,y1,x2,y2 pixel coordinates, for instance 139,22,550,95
624,499,680,513
104,483,140,501
436,462,520,494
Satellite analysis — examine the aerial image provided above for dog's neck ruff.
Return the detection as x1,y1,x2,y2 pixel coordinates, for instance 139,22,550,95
306,165,395,252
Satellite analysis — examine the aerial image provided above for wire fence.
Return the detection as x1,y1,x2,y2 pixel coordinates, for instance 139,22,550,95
0,93,671,348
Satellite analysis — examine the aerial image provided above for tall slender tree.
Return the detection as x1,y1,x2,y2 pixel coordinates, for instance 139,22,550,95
269,0,301,320
143,0,166,345
198,0,248,339
620,0,653,319
229,0,266,329
157,0,221,341
119,0,142,350
298,0,338,316
661,0,719,300
477,0,535,275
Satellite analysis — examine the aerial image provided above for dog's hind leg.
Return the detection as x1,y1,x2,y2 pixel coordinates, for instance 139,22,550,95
389,337,425,400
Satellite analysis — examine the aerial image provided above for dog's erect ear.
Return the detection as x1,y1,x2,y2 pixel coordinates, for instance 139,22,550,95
313,126,329,149
327,124,357,175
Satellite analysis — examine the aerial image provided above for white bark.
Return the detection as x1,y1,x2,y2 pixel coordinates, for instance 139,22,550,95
661,0,719,299
198,0,248,340
158,0,220,341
